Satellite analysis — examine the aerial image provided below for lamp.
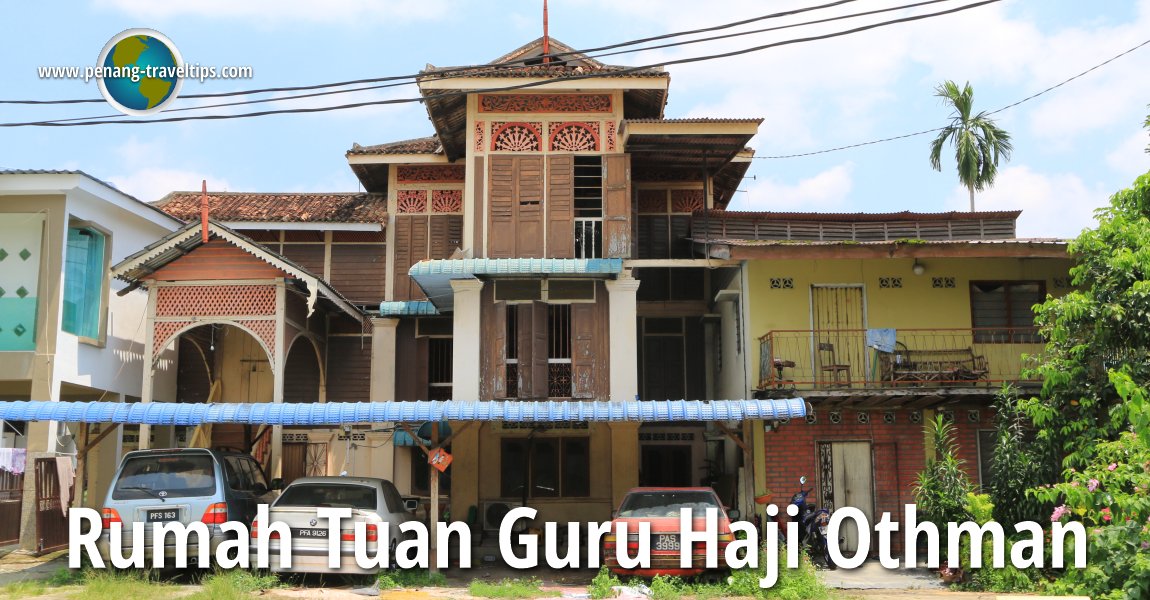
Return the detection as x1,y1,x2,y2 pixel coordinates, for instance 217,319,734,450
912,259,925,276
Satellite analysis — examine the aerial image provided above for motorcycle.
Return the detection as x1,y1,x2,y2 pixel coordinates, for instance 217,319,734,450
782,476,836,569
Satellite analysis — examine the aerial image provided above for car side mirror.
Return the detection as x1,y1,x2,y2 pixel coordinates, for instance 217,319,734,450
270,478,284,491
728,508,741,520
403,498,420,513
799,476,807,486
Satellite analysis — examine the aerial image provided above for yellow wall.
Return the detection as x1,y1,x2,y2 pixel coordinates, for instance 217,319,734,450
745,256,1072,387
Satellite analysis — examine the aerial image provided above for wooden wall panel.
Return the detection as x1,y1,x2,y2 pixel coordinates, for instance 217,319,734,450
547,155,575,259
281,244,325,278
325,337,371,402
474,156,485,258
571,303,595,399
329,245,387,305
396,320,421,402
603,154,632,258
151,241,286,281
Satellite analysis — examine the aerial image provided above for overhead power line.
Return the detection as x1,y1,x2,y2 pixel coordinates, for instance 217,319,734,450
0,0,865,106
33,0,970,125
757,37,1150,159
0,0,1002,127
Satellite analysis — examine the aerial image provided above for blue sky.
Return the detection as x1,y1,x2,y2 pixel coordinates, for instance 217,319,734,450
1,0,1147,238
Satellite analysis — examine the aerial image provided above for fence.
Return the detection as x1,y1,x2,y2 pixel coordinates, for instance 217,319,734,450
757,328,1045,390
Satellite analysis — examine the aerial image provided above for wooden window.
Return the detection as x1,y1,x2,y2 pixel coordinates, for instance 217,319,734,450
501,300,575,399
427,338,453,401
488,155,545,258
603,154,632,258
573,156,603,258
970,281,1045,342
500,436,590,499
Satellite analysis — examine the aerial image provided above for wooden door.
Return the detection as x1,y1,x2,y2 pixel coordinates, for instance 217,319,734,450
811,285,867,387
819,441,874,554
570,303,596,398
603,154,631,258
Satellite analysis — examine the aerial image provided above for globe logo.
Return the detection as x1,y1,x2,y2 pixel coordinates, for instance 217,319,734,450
96,29,183,116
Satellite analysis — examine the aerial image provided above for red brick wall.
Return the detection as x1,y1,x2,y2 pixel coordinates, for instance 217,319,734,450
762,406,994,555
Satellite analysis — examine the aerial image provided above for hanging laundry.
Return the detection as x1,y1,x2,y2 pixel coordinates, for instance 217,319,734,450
0,447,25,475
56,456,75,517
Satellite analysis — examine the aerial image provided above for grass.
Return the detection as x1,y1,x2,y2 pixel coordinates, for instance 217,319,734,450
1,581,48,599
184,569,282,600
377,569,448,589
468,578,559,599
585,550,831,600
70,570,175,600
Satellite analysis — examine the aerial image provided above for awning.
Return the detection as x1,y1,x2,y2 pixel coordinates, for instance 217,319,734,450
0,399,806,426
409,258,624,312
379,301,439,317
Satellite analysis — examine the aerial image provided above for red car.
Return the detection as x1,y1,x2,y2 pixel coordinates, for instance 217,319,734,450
603,487,738,578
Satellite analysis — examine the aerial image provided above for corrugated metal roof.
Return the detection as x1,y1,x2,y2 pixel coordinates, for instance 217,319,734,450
695,209,1023,223
379,301,439,316
0,399,807,425
700,237,1068,247
409,258,624,312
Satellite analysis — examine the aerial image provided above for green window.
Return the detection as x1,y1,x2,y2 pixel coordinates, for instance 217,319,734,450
62,226,106,339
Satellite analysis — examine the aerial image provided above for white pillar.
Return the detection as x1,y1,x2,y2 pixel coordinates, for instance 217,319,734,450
450,279,484,401
370,317,399,402
605,274,640,402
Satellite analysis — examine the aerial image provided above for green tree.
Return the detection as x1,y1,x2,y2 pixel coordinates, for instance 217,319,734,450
913,415,973,550
1021,170,1150,469
929,80,1014,211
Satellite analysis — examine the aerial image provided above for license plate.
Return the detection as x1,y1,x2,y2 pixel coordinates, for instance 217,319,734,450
146,509,179,522
654,534,679,551
293,528,328,539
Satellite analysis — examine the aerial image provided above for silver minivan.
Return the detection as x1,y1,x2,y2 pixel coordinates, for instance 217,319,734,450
97,447,279,566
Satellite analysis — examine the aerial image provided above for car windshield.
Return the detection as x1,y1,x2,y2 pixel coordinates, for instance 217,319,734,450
617,490,720,518
111,454,216,500
275,483,377,510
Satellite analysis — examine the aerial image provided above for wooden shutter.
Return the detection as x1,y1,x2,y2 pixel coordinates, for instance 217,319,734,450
603,154,632,258
547,155,575,258
473,156,485,258
393,215,429,301
517,157,545,258
571,303,596,399
530,301,549,399
429,215,463,259
488,156,517,258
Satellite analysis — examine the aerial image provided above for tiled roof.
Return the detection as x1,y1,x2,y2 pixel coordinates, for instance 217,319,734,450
347,135,443,156
699,210,1023,222
420,64,668,79
700,237,1067,247
155,191,387,223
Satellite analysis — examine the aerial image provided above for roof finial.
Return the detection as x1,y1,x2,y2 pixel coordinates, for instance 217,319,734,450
542,0,551,64
200,179,209,243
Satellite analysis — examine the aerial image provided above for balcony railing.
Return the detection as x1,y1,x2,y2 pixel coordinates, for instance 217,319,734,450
757,328,1045,391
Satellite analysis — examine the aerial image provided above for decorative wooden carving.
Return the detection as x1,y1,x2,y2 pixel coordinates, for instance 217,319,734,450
638,189,668,213
474,121,485,152
395,165,466,184
605,120,617,151
432,190,463,213
491,122,543,152
548,122,600,152
479,93,612,113
672,189,706,213
397,190,428,213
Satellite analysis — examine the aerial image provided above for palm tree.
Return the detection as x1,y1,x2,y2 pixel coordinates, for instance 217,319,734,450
929,80,1013,211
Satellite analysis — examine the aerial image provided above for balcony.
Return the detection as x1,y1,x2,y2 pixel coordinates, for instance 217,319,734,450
757,328,1044,393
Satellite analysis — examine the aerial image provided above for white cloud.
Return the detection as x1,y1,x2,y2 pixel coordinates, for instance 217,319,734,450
734,162,854,211
108,168,231,203
1105,129,1150,180
942,165,1108,239
92,0,450,25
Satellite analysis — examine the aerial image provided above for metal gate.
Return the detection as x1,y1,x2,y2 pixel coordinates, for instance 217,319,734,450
34,459,68,554
0,469,23,545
